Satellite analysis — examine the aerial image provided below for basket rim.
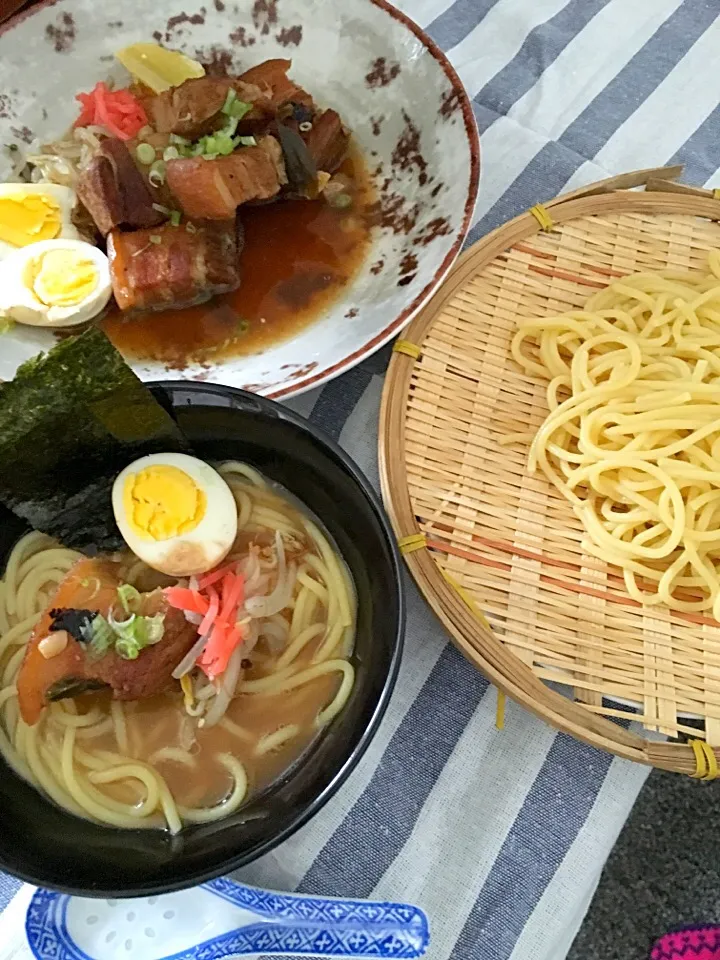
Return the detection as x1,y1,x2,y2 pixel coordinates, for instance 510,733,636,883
379,165,720,775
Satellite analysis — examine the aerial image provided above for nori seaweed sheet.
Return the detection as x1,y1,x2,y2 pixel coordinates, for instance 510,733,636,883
0,329,190,551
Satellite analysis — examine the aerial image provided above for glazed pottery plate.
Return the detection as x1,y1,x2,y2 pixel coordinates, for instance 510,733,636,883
0,0,479,398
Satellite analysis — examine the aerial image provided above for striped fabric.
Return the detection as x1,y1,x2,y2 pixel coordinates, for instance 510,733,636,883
1,2,718,957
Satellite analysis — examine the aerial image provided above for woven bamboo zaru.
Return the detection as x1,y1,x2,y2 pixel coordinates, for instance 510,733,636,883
379,166,720,776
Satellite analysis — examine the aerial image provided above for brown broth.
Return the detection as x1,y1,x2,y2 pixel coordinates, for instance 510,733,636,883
94,644,339,810
101,149,374,369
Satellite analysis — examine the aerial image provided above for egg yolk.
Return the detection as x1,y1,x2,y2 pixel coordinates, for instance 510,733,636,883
0,193,62,248
123,466,207,541
27,249,99,307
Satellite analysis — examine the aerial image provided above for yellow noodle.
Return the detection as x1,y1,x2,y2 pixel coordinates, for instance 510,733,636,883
88,764,161,818
0,613,40,660
177,753,247,823
296,569,328,606
316,662,355,727
111,700,129,755
277,623,325,669
3,533,53,617
3,647,25,688
20,721,85,817
289,585,312,640
312,618,346,664
49,704,106,728
74,718,115,741
242,659,352,698
254,724,300,756
512,254,720,614
232,489,253,530
150,747,197,768
238,663,298,694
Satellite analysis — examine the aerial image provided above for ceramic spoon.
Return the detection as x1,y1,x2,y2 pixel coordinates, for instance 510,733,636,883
25,877,430,960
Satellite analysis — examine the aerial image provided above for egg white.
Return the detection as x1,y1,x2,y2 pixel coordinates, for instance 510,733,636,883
112,454,239,578
0,183,81,262
0,238,112,327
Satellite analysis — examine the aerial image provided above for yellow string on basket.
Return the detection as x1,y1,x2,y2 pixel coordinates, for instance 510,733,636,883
529,203,554,232
398,533,427,555
393,339,422,360
691,739,719,781
713,188,720,200
496,691,506,730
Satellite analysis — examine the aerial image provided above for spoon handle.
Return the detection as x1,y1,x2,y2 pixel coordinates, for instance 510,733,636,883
205,916,428,958
201,879,429,958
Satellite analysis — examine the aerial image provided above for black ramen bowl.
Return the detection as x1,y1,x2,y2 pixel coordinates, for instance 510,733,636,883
0,382,404,896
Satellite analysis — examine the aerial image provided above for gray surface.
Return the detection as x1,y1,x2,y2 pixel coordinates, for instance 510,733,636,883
568,770,720,960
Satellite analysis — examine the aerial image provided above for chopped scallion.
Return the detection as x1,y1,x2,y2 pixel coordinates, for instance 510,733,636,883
163,145,180,161
169,133,190,146
135,142,156,165
221,88,253,120
237,135,257,147
328,192,353,210
117,584,141,614
170,210,181,227
149,159,166,186
149,234,162,245
83,615,114,659
185,222,197,234
152,202,171,216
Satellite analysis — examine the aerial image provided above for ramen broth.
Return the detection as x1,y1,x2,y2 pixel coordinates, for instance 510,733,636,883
87,651,338,810
0,463,356,830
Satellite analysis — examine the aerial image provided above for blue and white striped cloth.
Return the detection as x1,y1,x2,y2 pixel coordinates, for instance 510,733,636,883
3,1,720,957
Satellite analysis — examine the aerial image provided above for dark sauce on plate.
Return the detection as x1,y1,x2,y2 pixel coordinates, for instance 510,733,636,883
101,148,374,369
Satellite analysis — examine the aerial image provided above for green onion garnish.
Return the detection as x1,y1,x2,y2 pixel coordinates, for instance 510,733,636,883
135,142,156,165
152,202,171,216
237,135,257,147
169,133,190,146
221,88,253,120
149,235,162,245
329,192,353,209
149,160,166,186
163,145,180,161
83,614,114,659
170,210,181,227
117,584,141,615
185,222,197,234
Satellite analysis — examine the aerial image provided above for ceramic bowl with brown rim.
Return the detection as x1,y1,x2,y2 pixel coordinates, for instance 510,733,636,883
0,0,479,398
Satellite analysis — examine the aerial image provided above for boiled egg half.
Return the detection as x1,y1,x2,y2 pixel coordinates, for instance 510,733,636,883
0,183,81,261
0,238,112,327
112,454,238,578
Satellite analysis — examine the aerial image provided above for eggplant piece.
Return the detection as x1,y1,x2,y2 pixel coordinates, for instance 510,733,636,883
47,677,106,701
274,121,317,192
302,109,349,174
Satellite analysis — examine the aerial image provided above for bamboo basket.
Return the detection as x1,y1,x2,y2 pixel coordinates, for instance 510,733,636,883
379,166,720,777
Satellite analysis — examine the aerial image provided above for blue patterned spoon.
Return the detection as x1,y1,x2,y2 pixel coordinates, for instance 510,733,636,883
25,877,429,959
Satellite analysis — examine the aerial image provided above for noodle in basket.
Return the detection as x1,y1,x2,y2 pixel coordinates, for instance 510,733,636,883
510,250,720,621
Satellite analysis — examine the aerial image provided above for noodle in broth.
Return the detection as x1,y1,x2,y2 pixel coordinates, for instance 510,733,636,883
0,462,355,832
